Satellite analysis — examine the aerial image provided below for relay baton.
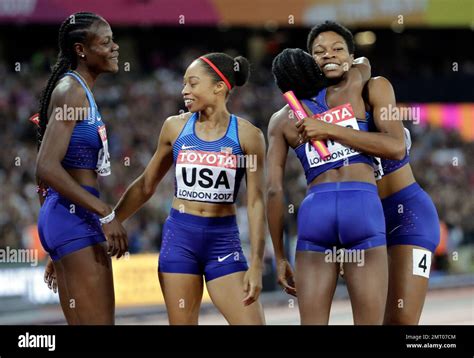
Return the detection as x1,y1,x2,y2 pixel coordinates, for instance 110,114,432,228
283,91,330,159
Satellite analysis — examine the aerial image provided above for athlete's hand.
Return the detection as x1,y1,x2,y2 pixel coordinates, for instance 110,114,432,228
102,216,128,259
242,264,263,306
44,256,57,293
296,116,333,142
276,258,297,297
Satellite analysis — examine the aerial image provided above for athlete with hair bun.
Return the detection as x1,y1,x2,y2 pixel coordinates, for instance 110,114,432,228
115,53,266,325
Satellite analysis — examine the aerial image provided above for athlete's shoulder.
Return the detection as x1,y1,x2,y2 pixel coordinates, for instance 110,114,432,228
367,76,394,91
51,76,87,108
271,105,291,120
236,116,263,136
236,117,265,152
366,76,395,105
165,111,193,125
161,112,193,143
268,105,291,134
163,112,192,131
235,118,265,156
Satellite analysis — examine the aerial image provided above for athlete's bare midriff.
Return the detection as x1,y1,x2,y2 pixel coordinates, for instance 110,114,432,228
308,162,376,188
65,168,98,190
377,163,416,199
171,198,236,217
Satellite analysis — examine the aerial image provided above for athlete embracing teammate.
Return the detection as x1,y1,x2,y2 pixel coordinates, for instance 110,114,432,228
269,21,439,325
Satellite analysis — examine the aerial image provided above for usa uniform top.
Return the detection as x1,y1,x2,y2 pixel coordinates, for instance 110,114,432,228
373,127,412,180
380,129,411,177
38,71,111,261
60,71,111,176
172,113,245,204
295,88,375,184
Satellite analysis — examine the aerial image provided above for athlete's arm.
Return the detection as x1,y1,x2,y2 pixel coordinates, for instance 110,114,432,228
33,173,48,207
266,110,296,296
114,116,174,223
297,77,406,160
35,175,57,291
31,121,56,290
36,84,111,216
352,56,371,83
240,121,266,306
36,82,127,258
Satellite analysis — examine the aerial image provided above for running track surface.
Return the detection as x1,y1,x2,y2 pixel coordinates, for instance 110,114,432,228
116,287,474,325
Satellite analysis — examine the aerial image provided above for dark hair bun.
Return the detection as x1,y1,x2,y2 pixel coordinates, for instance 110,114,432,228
233,56,250,87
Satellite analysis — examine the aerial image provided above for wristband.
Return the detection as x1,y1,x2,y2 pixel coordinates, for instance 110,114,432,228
99,210,115,225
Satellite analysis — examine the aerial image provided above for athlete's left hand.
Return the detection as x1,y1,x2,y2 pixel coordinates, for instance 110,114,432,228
242,264,263,306
44,256,57,293
296,116,333,142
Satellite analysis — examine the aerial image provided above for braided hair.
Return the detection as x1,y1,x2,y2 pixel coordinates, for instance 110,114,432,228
37,12,103,148
272,48,328,99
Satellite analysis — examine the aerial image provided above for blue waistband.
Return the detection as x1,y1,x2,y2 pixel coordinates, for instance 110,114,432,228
169,208,237,227
381,182,422,207
47,185,100,199
307,181,378,195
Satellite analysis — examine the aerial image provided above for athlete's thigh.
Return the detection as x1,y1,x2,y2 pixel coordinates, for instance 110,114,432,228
53,259,79,325
159,272,204,325
55,242,114,324
295,251,339,325
343,246,388,325
205,271,265,325
384,244,430,325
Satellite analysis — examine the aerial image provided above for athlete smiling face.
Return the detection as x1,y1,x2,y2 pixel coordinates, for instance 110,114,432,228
114,53,266,325
182,59,226,113
268,32,390,325
303,21,440,325
311,30,354,79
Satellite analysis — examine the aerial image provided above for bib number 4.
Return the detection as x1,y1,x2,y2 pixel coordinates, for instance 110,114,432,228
413,249,432,278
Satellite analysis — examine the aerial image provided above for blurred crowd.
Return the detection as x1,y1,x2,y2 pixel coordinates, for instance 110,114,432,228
0,46,473,271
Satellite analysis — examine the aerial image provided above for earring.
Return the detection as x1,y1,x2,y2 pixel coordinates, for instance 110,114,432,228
80,54,85,58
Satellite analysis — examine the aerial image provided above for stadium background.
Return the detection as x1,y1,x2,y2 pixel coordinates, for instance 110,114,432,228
0,0,472,324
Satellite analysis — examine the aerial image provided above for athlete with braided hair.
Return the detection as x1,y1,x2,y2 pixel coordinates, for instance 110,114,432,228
35,12,126,324
268,47,390,325
299,21,440,325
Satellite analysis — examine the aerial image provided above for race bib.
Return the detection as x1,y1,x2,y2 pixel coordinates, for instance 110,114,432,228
305,103,361,168
404,127,412,154
374,127,411,181
96,124,111,176
373,157,384,181
175,150,236,203
413,249,432,278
